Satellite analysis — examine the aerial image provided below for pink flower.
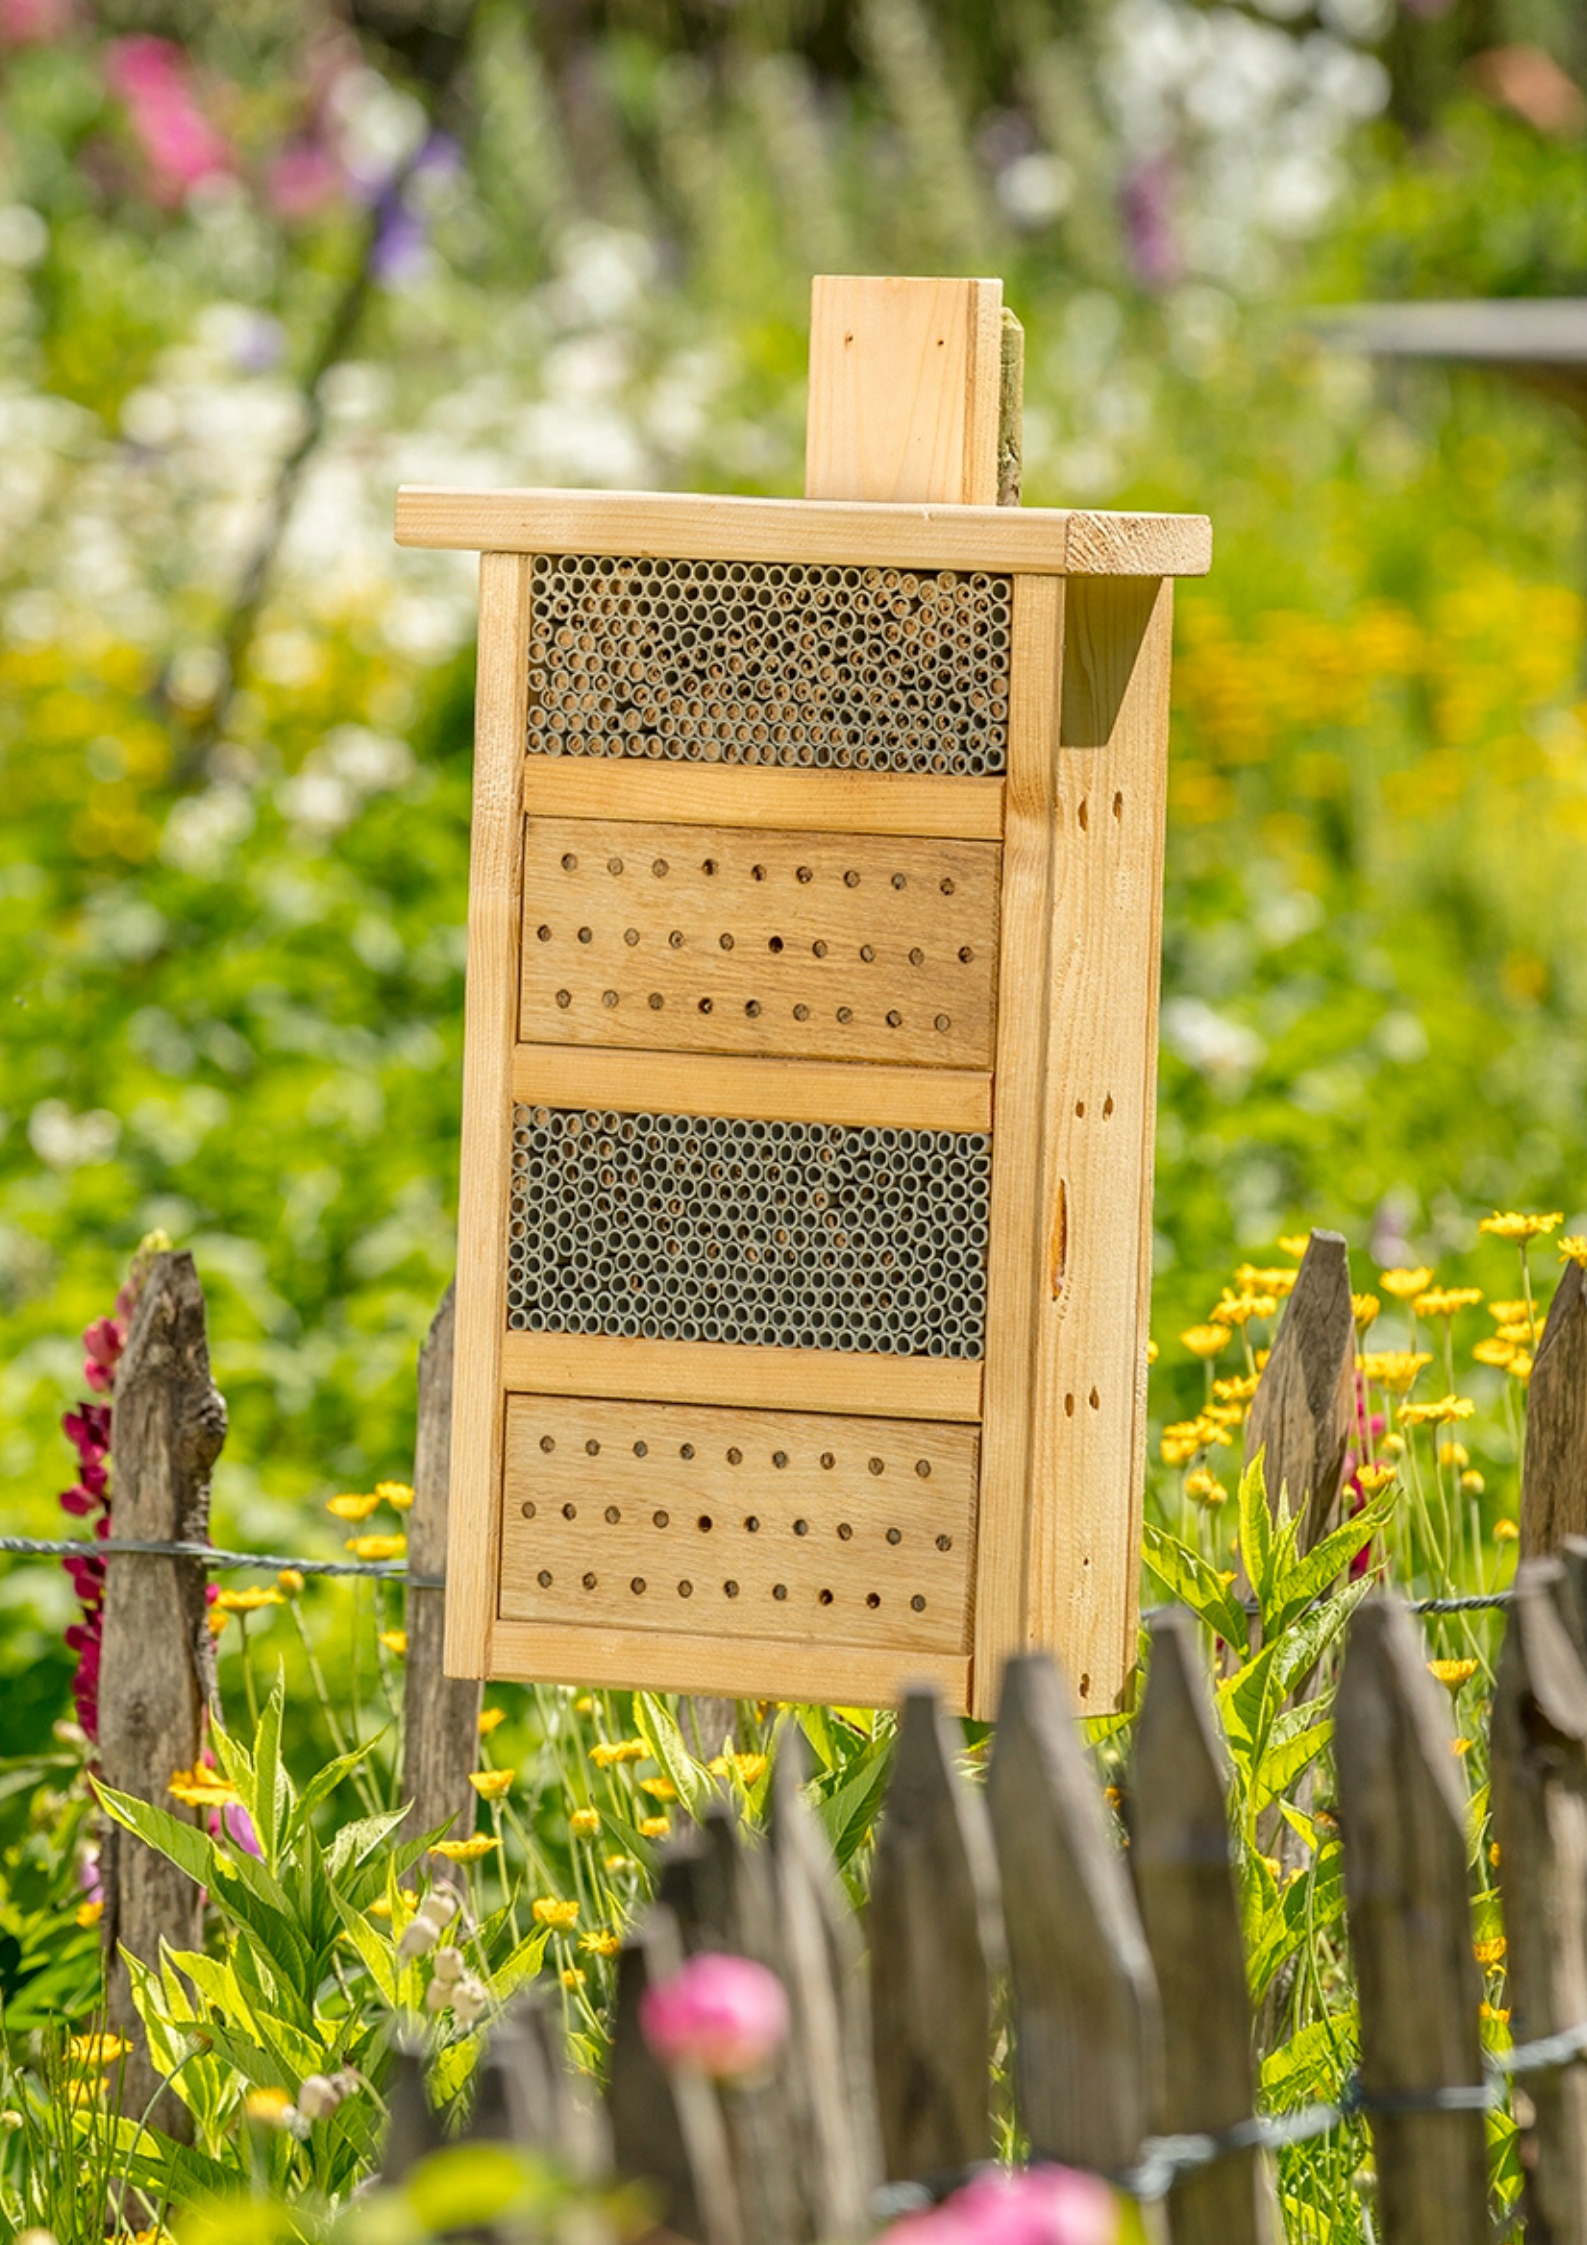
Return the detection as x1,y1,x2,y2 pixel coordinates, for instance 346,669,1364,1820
79,1847,103,1903
639,1952,789,2080
888,2170,1119,2245
83,1316,125,1370
210,1800,262,1857
0,0,72,41
266,139,344,220
105,36,232,203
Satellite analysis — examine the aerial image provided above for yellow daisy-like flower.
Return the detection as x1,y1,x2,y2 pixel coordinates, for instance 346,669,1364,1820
561,1967,586,1989
1480,2001,1511,2025
532,1896,579,1930
277,1568,305,1595
573,1694,595,1714
76,1898,104,1929
581,1929,622,1957
1496,1317,1543,1346
369,1897,392,1919
1427,1658,1478,1691
1202,1400,1246,1428
431,1837,501,1864
1211,1371,1260,1403
379,1630,408,1656
1494,1517,1520,1542
569,1807,601,1837
327,1492,381,1522
376,1480,415,1510
168,1766,240,1810
1451,1738,1473,1757
1381,1431,1405,1456
1180,1324,1229,1359
1559,1236,1587,1268
639,1776,679,1803
69,2032,131,2066
1184,1467,1228,1506
1357,1351,1433,1392
1145,1338,1159,1365
469,1769,512,1800
1379,1267,1434,1300
1352,1293,1381,1328
213,1587,283,1614
345,1535,406,1561
1439,1441,1470,1469
604,1853,637,1874
590,1739,647,1769
207,1606,232,1638
1278,1234,1311,1259
1510,1350,1535,1384
1234,1264,1298,1298
1461,1470,1486,1495
245,2086,295,2126
1473,1336,1518,1369
1355,1462,1397,1495
1479,1211,1562,1241
478,1707,507,1736
1487,1298,1531,1323
639,1815,671,1840
1210,1290,1277,1328
707,1751,769,1785
1397,1394,1476,1428
1412,1287,1484,1318
1473,1936,1507,1966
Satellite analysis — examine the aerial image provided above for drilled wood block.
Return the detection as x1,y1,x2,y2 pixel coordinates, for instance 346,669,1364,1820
499,1397,976,1654
520,817,1000,1068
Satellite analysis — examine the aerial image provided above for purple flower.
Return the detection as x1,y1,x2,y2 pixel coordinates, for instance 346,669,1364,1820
1120,155,1183,292
639,1953,789,2080
212,1801,262,1857
370,194,429,287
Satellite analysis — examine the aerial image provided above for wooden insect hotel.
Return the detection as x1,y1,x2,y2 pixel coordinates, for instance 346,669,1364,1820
396,277,1211,1716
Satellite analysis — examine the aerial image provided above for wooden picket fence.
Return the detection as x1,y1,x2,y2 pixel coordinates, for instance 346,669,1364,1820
66,1242,1587,2238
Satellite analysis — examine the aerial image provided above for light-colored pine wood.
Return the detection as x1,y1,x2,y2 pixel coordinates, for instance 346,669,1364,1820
971,573,1061,1718
498,1396,976,1654
523,760,1006,840
805,277,1003,507
510,1043,992,1133
489,1618,970,1710
394,485,1213,578
519,815,1001,1071
445,550,534,1678
500,1330,982,1420
1021,575,1175,1710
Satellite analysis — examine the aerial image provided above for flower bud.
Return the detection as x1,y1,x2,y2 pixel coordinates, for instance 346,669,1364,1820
431,1944,465,1984
450,1976,488,2026
295,2073,342,2123
639,1952,789,2081
397,1919,437,1963
424,1976,452,2014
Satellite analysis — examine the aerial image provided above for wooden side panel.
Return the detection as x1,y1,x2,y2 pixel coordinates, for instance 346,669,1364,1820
510,1044,992,1133
520,761,1006,842
446,551,533,1678
499,1397,976,1654
1025,576,1173,1708
805,277,1003,507
500,1330,982,1421
489,1619,970,1711
519,816,1000,1069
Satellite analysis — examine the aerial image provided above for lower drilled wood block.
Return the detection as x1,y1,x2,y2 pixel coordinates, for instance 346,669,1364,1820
498,1394,977,1655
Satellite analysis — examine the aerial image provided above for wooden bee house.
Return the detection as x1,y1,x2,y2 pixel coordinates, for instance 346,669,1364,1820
396,277,1210,1718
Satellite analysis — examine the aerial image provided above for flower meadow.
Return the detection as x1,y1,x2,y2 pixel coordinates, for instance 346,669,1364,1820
2,0,1587,2238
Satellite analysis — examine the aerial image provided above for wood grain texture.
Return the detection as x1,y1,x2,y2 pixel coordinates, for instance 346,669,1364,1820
446,550,533,1677
519,815,1000,1070
1490,1561,1587,2245
987,1653,1161,2172
499,1329,982,1419
522,760,1006,841
1022,576,1174,1710
805,276,1003,507
972,573,1061,1716
869,1688,1003,2179
489,1617,969,1710
610,1910,745,2245
1335,1598,1489,2245
499,1395,977,1654
1521,1256,1587,1553
997,308,1024,508
1131,1611,1277,2245
394,487,1213,578
1242,1229,1356,1553
511,1043,992,1133
99,1251,226,2137
400,1285,482,1854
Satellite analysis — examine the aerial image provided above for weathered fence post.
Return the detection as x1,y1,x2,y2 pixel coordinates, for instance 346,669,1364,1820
1335,1597,1488,2245
608,1908,744,2245
1491,1559,1587,2245
1242,1228,1355,1552
1131,1610,1277,2245
400,1283,482,1860
986,1652,1161,2175
98,1250,227,2135
868,1687,1003,2181
1522,1258,1587,1553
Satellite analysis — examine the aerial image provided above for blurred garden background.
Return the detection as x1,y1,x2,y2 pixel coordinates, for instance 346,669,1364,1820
1,0,1586,1743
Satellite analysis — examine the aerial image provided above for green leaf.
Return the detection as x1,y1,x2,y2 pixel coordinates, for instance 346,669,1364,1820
329,1887,400,2008
634,1692,706,1814
1260,2012,1355,2103
290,1737,379,1836
1267,1493,1395,1635
1217,1637,1278,1762
325,1806,410,1880
1143,1522,1249,1647
1237,1451,1273,1612
1269,1577,1371,1702
248,1676,291,1874
493,1926,551,2004
1246,1842,1344,2002
1249,1719,1332,1816
811,1734,894,1867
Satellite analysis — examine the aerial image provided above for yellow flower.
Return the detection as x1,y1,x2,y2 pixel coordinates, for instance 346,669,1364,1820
1480,2001,1511,2025
1559,1237,1587,1268
1210,1290,1277,1327
708,1752,769,1785
573,1694,595,1714
245,2086,295,2127
1352,1293,1381,1328
1451,1738,1473,1757
1497,1318,1543,1345
1397,1395,1476,1428
214,1587,284,1614
581,1929,622,1957
1510,1351,1535,1384
431,1837,500,1863
1473,1336,1517,1369
1487,1298,1531,1323
639,1815,671,1839
376,1480,415,1511
1358,1351,1433,1392
345,1535,406,1561
1461,1470,1486,1495
207,1606,231,1638
1494,1517,1520,1542
1212,1371,1260,1403
168,1766,240,1810
1379,1267,1434,1300
379,1630,408,1656
1184,1467,1228,1505
1355,1462,1397,1495
560,1967,586,1989
478,1707,507,1736
1180,1324,1230,1359
1412,1287,1483,1318
1161,1415,1234,1466
1381,1432,1405,1456
640,1776,679,1803
327,1493,381,1522
469,1769,512,1800
277,1569,305,1595
1427,1659,1478,1691
590,1739,647,1769
1145,1338,1159,1365
1473,1936,1507,1967
370,1897,392,1919
604,1853,637,1873
533,1897,579,1930
1257,1853,1282,1881
1278,1234,1311,1258
569,1807,601,1837
75,1898,103,1929
1438,1441,1470,1468
1479,1212,1562,1241
1234,1264,1298,1298
69,2032,130,2066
